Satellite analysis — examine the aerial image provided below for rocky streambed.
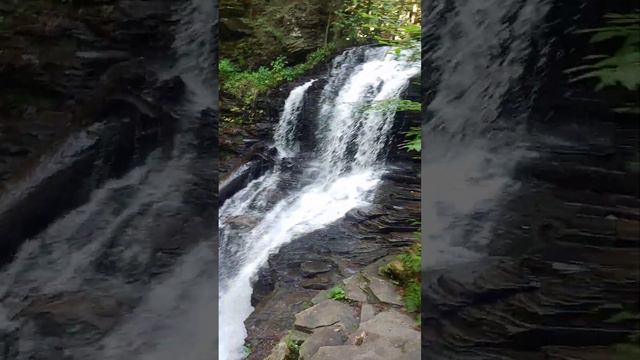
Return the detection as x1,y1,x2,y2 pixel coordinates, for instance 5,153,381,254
264,255,421,360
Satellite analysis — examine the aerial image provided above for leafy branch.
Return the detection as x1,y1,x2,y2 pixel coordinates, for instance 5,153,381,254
565,12,640,114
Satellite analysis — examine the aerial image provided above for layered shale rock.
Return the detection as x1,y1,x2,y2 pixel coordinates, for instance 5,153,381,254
0,0,180,262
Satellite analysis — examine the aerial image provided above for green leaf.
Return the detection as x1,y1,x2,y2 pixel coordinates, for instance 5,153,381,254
606,311,640,323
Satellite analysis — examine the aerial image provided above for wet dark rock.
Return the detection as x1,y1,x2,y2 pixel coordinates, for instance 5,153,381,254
18,292,124,345
119,1,168,20
220,18,253,39
152,76,187,105
300,261,332,277
76,50,132,69
421,1,639,358
251,266,276,307
301,273,334,290
0,0,178,264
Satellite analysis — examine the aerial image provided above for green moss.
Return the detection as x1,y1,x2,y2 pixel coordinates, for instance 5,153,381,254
380,241,422,313
327,285,346,301
403,280,421,313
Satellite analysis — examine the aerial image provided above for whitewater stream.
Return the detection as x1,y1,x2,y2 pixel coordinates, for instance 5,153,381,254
218,46,420,359
0,1,217,359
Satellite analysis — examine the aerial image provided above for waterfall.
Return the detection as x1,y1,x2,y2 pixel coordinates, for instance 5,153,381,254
422,0,551,267
172,0,217,111
218,45,420,360
0,1,218,359
274,80,317,157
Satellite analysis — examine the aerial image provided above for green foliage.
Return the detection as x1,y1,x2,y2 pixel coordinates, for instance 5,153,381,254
566,12,640,114
398,252,421,274
403,280,421,313
401,126,421,153
333,0,420,46
606,311,640,323
380,242,422,313
284,332,303,360
242,344,252,358
362,99,422,154
601,306,640,359
219,58,239,80
220,46,333,105
366,99,422,113
327,285,347,301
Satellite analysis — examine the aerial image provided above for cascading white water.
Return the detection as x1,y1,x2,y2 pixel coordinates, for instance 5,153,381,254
422,0,550,267
218,46,419,360
171,0,216,110
0,1,217,359
273,80,317,157
86,2,218,360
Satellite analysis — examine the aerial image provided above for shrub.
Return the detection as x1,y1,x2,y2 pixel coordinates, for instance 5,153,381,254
219,45,335,105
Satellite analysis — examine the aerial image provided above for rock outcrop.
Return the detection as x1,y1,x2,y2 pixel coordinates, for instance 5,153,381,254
220,0,345,67
264,256,421,360
0,0,179,262
421,0,640,358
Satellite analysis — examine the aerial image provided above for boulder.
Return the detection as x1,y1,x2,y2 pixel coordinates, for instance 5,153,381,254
301,273,333,290
365,274,403,306
18,291,124,344
294,300,358,334
310,337,419,360
360,304,376,323
299,325,347,360
342,275,368,303
265,340,291,360
349,310,420,346
300,261,332,277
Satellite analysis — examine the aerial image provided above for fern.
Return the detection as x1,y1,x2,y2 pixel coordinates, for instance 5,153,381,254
566,12,640,92
399,253,421,274
403,280,421,313
400,126,422,153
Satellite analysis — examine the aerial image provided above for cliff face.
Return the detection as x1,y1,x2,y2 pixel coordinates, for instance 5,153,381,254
421,0,640,358
0,0,182,262
0,2,219,358
220,0,344,67
0,0,182,183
